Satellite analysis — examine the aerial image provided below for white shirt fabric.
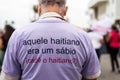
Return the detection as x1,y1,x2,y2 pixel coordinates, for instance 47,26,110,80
88,32,103,49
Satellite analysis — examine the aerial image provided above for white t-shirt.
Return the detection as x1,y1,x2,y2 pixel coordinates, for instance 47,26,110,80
88,32,103,49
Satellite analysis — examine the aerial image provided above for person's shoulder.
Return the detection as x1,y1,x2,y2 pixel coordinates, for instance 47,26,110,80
18,22,36,30
64,22,88,35
15,22,37,33
11,23,36,38
66,23,90,41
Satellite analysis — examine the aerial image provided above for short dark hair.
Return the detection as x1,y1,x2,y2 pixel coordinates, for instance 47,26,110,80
112,24,118,32
39,0,66,7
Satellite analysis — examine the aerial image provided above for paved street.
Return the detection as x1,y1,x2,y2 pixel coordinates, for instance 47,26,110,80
99,54,120,80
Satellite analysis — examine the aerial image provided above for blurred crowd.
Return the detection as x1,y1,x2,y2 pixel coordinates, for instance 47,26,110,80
87,20,120,73
0,24,15,71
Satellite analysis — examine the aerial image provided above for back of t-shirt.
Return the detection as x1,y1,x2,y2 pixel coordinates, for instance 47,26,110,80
2,20,100,80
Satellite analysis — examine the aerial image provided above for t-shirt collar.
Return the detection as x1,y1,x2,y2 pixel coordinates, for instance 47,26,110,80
39,12,64,20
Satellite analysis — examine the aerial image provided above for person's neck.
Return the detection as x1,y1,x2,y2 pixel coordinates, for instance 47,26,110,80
39,12,65,21
40,6,64,17
41,11,63,17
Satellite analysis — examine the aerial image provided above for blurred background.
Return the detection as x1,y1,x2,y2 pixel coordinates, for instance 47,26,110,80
0,0,120,80
0,0,91,29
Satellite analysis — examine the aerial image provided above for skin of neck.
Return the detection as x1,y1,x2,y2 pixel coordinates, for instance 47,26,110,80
38,4,68,18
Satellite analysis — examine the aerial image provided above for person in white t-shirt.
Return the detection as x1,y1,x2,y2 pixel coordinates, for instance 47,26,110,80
88,31,104,60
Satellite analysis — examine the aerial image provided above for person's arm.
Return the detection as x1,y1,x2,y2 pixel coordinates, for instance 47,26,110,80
81,33,101,80
82,77,97,80
0,71,20,80
99,39,104,44
81,70,101,80
1,30,22,80
105,32,111,42
0,37,3,49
